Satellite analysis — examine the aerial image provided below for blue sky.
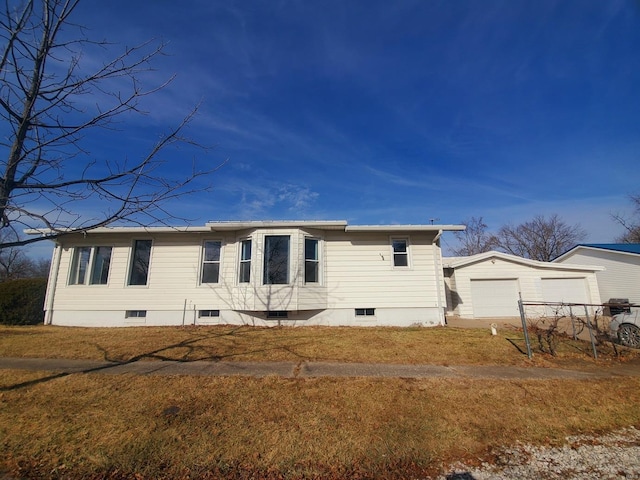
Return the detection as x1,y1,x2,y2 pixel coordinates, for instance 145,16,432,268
30,0,640,256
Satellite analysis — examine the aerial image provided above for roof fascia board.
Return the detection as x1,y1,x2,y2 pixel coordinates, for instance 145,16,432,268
554,245,640,262
345,224,465,232
447,251,604,271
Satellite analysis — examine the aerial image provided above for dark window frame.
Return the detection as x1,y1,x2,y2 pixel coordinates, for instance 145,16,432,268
128,239,152,286
263,235,290,285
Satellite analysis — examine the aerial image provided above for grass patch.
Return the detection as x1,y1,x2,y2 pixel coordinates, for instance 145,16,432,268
1,369,639,479
1,324,637,366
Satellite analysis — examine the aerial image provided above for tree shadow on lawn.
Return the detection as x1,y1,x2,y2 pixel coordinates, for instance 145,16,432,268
0,326,320,391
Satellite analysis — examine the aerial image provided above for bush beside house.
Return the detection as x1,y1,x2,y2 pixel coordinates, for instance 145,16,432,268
0,278,47,325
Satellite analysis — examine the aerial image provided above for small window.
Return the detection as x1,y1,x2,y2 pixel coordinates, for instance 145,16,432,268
125,310,147,318
266,311,288,318
355,308,375,316
239,239,251,283
129,240,152,285
201,240,222,284
199,310,220,318
392,239,409,267
304,238,319,283
264,235,289,285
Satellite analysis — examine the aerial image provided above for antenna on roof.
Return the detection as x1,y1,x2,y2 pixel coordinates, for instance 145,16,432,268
430,218,439,225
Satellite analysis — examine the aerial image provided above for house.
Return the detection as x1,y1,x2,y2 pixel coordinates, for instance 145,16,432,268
443,251,603,318
34,221,465,327
553,244,640,309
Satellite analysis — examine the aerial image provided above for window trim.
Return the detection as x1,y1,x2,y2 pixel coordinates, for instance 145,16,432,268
238,238,252,284
198,309,220,318
200,239,223,285
263,235,290,285
304,237,321,284
125,310,147,318
390,237,410,268
127,239,153,286
355,308,376,317
68,246,113,286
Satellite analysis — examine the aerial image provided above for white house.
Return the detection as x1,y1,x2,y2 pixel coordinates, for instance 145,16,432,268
553,244,640,308
35,221,465,327
443,251,603,318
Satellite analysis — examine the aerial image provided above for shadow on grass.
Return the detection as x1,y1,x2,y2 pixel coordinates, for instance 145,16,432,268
0,325,321,391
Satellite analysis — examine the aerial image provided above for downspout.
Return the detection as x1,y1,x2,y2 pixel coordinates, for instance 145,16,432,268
432,230,445,326
44,241,63,325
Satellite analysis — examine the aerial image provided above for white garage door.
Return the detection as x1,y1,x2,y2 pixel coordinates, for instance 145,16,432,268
470,279,520,317
541,278,589,304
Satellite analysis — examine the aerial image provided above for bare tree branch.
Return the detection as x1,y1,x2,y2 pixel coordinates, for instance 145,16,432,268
612,194,640,243
0,0,219,248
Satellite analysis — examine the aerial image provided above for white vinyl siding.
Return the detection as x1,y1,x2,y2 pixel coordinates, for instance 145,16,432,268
555,248,639,306
45,227,447,326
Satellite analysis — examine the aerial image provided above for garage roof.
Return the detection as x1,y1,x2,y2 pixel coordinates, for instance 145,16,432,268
444,250,604,271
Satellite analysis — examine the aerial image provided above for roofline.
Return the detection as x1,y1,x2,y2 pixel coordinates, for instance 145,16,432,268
444,250,605,271
205,220,349,230
553,244,640,262
26,220,466,236
345,224,466,232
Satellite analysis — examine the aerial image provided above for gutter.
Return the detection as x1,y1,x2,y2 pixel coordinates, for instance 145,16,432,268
44,241,63,325
432,230,445,326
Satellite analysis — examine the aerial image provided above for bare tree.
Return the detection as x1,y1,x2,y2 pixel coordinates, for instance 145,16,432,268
0,0,217,249
493,214,586,262
451,216,496,256
0,229,49,280
612,194,640,243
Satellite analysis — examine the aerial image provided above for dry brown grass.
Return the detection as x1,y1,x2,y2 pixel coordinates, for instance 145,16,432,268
1,369,639,479
1,324,639,478
1,324,637,366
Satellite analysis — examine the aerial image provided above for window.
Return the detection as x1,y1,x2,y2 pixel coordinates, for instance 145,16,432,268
69,246,112,285
201,240,222,284
199,309,220,318
90,247,112,285
128,240,152,285
392,238,409,267
238,239,251,283
355,308,375,316
69,247,91,285
266,311,288,319
263,235,289,284
125,310,147,318
304,238,319,283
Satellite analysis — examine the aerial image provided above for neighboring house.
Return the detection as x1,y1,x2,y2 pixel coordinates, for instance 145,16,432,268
443,251,603,318
553,244,640,308
33,221,465,327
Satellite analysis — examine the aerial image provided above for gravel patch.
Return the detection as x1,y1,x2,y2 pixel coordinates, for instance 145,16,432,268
439,427,640,480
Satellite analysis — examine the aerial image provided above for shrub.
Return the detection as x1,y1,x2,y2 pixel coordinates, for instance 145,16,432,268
0,278,47,325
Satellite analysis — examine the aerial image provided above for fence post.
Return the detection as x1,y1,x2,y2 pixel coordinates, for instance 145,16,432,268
518,296,532,359
584,305,598,359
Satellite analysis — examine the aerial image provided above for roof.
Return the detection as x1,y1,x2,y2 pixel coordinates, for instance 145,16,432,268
443,250,604,272
26,220,466,237
553,243,640,262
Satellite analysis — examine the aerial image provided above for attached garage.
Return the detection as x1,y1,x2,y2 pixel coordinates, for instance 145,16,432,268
444,251,602,319
470,279,520,317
